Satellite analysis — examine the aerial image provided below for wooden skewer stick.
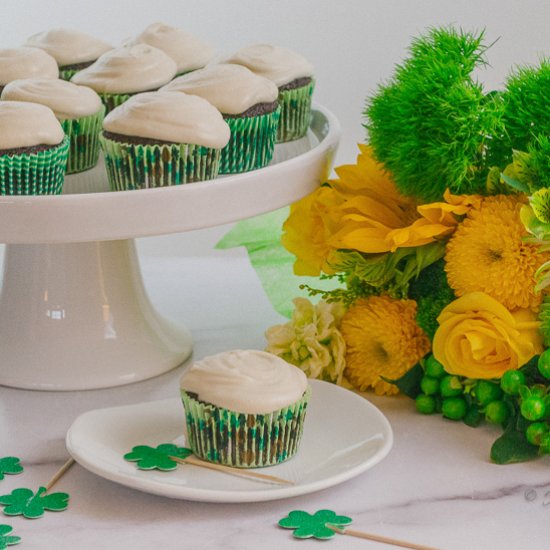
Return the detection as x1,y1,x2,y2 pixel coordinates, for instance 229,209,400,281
169,455,294,486
327,525,441,550
44,458,75,492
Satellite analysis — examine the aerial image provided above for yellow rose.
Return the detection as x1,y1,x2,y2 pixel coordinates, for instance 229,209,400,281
433,292,543,379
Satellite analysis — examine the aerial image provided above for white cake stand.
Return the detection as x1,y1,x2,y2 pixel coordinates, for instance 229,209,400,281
0,104,340,391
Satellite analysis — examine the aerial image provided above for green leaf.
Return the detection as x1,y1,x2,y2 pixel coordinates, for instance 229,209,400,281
124,444,193,471
0,487,69,519
0,459,23,482
382,363,424,399
490,420,539,464
0,525,21,549
500,173,530,193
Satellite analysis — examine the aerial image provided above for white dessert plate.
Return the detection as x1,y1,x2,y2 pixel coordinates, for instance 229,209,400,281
66,380,393,503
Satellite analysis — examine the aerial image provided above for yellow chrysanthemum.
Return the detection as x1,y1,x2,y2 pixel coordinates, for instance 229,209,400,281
340,296,431,395
445,195,549,311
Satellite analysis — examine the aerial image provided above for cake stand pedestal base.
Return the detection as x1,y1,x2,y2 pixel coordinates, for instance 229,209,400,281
0,239,192,390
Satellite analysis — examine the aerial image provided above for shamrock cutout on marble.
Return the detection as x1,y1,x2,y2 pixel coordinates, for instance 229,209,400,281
0,487,69,519
124,444,193,471
0,525,20,549
0,459,23,481
278,510,353,540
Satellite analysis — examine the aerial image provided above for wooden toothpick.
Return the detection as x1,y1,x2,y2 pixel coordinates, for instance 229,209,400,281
169,455,294,486
327,525,440,550
44,458,75,492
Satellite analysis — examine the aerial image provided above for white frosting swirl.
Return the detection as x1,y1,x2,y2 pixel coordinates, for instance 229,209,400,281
0,101,64,149
127,22,215,74
25,28,112,66
224,44,314,87
161,64,278,115
0,47,58,85
1,78,103,120
179,349,308,414
103,91,230,148
71,44,177,94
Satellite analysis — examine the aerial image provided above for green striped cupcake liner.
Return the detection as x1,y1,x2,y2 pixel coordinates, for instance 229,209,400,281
0,136,69,195
181,386,311,468
100,133,221,191
220,106,281,174
277,80,315,143
59,68,79,81
61,107,105,174
98,92,134,114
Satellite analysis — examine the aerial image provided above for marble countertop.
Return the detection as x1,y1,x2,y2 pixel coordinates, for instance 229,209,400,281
1,227,549,550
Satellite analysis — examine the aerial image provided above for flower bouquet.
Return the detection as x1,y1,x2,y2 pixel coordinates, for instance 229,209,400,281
265,27,550,464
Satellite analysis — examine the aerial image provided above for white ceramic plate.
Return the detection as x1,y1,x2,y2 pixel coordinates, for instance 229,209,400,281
66,380,393,503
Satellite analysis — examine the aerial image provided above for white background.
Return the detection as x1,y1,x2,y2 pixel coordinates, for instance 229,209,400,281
2,0,549,166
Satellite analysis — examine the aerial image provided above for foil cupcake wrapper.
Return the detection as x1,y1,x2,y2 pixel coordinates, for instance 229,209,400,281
0,136,70,195
181,386,311,468
277,80,315,143
98,92,133,114
61,107,105,174
220,106,281,174
100,134,221,191
59,68,79,81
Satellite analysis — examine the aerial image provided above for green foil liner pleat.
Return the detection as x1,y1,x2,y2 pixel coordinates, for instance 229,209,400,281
277,80,315,143
61,107,105,174
0,136,69,195
59,68,79,81
100,134,221,191
220,106,281,174
181,386,311,468
98,92,133,114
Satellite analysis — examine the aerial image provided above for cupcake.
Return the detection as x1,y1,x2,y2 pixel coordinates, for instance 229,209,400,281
225,44,315,142
0,101,69,195
99,91,230,190
25,28,112,81
71,44,177,113
1,78,105,174
126,22,215,76
0,47,58,93
162,64,280,174
179,349,311,468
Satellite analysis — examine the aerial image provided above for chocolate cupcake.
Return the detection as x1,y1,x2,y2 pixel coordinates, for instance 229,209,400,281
162,64,280,173
1,78,105,174
0,47,58,94
225,44,315,142
25,28,112,81
99,91,230,190
127,22,215,77
180,349,311,468
0,101,69,195
71,44,177,113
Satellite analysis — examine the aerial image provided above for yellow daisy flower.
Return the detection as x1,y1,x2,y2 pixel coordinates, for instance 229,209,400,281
445,194,548,311
340,295,431,395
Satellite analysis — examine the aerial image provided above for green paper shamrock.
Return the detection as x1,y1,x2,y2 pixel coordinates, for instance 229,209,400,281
278,510,353,540
123,444,193,471
0,525,20,549
0,458,23,481
0,487,69,519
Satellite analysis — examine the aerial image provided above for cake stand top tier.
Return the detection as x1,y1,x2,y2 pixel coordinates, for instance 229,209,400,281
0,104,340,244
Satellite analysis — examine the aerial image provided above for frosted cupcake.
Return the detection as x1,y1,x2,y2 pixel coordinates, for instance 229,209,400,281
225,44,315,142
1,78,104,174
25,28,112,81
180,349,311,468
71,44,177,113
0,101,69,195
127,22,215,76
0,47,58,93
162,64,280,174
100,91,230,190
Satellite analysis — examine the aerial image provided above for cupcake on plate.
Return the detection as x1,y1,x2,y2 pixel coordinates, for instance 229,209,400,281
126,22,215,76
0,101,69,195
1,78,105,174
0,47,58,93
25,28,112,81
71,44,177,114
99,91,230,190
225,44,315,142
162,64,280,174
180,349,311,468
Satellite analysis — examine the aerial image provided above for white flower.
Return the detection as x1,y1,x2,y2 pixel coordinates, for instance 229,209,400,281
265,298,346,384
